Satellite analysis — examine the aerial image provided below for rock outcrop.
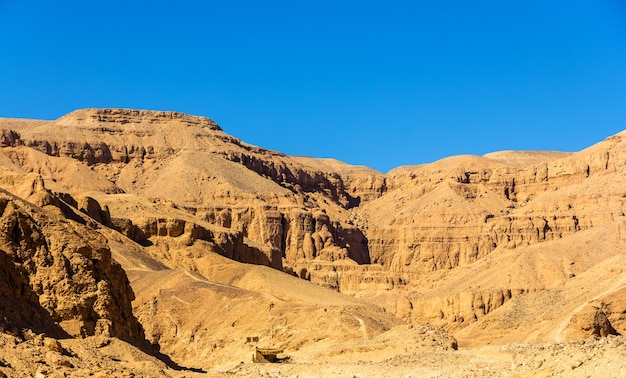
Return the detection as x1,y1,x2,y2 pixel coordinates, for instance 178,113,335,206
0,190,144,343
0,108,624,351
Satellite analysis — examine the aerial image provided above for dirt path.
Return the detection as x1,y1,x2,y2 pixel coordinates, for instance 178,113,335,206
183,270,236,290
354,316,368,338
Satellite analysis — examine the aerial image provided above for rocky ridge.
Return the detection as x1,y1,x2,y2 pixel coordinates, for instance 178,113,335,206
0,189,143,343
0,108,624,375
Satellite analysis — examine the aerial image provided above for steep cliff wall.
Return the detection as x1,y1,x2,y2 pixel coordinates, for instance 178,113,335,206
0,190,144,343
363,132,625,277
1,109,624,344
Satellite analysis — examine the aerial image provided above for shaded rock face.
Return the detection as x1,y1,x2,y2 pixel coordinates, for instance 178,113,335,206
0,191,143,343
76,195,111,226
217,150,361,209
0,245,67,338
566,305,622,339
201,206,371,266
110,213,283,270
592,309,620,337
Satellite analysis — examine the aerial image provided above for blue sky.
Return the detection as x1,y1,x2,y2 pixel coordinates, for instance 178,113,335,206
1,1,625,172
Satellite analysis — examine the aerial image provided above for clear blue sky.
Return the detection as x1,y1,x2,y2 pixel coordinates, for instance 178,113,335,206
1,1,625,172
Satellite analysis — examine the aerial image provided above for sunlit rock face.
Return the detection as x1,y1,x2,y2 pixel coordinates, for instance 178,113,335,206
0,109,624,375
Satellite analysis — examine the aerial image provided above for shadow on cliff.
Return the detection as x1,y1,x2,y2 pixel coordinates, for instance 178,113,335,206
0,249,70,339
338,225,371,265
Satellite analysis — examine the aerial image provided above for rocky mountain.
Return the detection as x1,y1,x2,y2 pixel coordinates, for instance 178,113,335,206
0,108,624,376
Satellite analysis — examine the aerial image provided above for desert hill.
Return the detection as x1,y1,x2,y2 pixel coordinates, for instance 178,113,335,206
0,108,624,376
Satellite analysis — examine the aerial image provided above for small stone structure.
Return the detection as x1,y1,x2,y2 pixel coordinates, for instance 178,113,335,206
253,347,284,363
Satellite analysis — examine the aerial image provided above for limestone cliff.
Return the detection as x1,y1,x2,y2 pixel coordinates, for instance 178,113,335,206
0,109,624,346
0,189,144,343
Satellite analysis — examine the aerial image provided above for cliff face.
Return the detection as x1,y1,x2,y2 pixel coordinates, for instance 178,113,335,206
0,109,377,272
0,190,144,343
364,135,625,277
0,109,624,348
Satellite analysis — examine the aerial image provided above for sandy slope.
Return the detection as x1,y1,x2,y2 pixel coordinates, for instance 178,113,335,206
0,109,625,376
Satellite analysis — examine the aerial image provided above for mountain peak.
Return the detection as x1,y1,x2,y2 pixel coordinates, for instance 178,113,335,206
57,108,221,131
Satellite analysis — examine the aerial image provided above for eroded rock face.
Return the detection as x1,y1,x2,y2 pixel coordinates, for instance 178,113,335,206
201,206,371,265
363,134,626,277
565,305,622,339
0,241,65,337
110,212,283,270
0,109,624,345
0,191,144,343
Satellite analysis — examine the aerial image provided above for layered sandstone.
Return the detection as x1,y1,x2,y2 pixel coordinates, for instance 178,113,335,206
0,109,625,375
0,190,144,343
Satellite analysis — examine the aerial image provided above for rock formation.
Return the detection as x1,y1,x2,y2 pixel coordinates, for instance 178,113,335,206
0,108,624,375
0,189,144,343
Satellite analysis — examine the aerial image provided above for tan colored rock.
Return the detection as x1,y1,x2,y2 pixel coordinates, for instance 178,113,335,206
565,305,621,340
44,338,63,353
0,190,144,344
0,109,625,376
